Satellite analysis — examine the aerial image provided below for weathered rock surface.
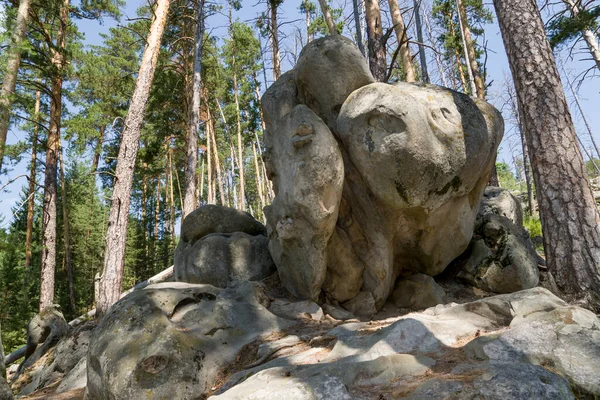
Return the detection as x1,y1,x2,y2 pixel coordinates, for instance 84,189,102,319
175,232,275,286
391,273,446,310
459,187,539,293
262,35,503,313
10,321,93,396
175,205,274,287
210,288,595,399
0,378,11,400
86,281,292,399
16,305,70,377
479,186,523,226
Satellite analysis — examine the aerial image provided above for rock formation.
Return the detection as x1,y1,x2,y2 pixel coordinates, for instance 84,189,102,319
263,35,503,315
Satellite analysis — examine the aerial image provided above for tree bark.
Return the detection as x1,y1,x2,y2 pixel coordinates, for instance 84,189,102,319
388,0,415,82
183,0,205,219
269,0,282,81
365,0,386,81
456,0,485,98
562,0,600,70
0,0,32,172
352,0,366,56
494,0,600,311
209,111,225,206
40,0,69,312
96,0,170,318
318,0,338,35
413,0,429,83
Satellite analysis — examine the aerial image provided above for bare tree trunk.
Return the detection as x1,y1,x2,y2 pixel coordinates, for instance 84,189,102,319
251,140,265,213
0,0,32,172
96,0,170,318
199,156,204,201
40,0,69,311
91,125,105,174
206,114,214,203
303,0,313,43
209,112,225,205
494,0,600,311
365,0,386,81
424,11,448,87
142,170,148,268
230,143,238,208
456,0,477,96
58,144,76,313
562,0,600,70
352,0,366,56
413,0,429,83
318,0,338,35
520,124,536,214
269,0,282,81
25,91,41,274
456,0,485,98
388,0,415,82
560,61,600,161
183,0,205,219
232,50,245,211
168,148,175,249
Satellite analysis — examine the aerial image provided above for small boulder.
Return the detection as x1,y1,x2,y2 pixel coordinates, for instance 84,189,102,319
180,205,266,244
391,273,446,310
342,291,377,318
269,300,324,321
479,186,523,226
174,232,275,287
458,214,539,293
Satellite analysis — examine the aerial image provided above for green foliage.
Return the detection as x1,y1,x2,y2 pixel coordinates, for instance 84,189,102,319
585,158,600,178
496,162,526,193
547,6,600,49
523,214,543,246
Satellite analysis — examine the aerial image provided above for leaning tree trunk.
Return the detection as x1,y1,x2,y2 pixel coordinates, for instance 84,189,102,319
0,0,32,172
183,0,205,219
96,0,171,318
493,0,600,311
365,0,386,81
39,0,69,311
388,0,416,82
413,0,429,83
562,0,600,70
318,0,338,35
457,0,485,99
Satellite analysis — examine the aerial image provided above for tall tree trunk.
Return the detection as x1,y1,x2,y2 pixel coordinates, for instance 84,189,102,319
0,0,32,172
230,143,238,208
25,91,40,275
456,0,477,96
456,0,485,98
96,0,170,318
183,0,205,219
168,148,176,250
0,321,6,381
365,0,386,81
413,0,429,83
206,114,214,204
251,140,265,214
154,176,161,268
352,0,366,56
318,0,338,35
209,112,225,205
142,169,148,268
304,0,313,43
424,11,448,87
269,0,282,81
388,0,416,82
231,47,245,211
40,0,69,311
562,0,600,70
494,0,600,311
58,144,76,313
520,123,536,215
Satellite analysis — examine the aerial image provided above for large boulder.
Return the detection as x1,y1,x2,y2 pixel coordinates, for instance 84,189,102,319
262,35,503,313
86,281,292,400
175,205,274,287
479,186,523,226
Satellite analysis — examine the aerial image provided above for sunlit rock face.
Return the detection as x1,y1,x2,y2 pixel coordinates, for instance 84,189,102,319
262,35,503,315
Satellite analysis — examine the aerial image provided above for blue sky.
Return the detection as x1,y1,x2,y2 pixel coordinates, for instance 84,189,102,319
0,0,598,226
